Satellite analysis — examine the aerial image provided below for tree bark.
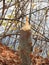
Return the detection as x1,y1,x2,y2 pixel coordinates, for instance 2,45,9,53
19,29,32,65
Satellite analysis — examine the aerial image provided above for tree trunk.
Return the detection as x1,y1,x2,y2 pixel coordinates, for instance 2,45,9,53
19,16,32,65
19,29,32,65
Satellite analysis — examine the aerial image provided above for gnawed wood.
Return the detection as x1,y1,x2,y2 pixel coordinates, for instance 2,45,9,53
20,16,31,31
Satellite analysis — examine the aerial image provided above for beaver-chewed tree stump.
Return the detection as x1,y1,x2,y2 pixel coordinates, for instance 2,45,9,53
19,17,32,65
0,43,21,65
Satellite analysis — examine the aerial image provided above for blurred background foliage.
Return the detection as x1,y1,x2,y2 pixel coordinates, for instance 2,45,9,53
0,0,49,58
